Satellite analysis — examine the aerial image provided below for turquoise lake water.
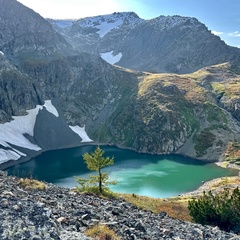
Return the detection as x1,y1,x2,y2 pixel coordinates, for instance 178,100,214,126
6,145,237,198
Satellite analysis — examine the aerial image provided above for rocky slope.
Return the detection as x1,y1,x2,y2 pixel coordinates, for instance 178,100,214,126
0,51,42,121
1,170,239,240
48,12,240,73
0,0,74,64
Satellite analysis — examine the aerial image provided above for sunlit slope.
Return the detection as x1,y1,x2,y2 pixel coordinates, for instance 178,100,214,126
92,63,240,161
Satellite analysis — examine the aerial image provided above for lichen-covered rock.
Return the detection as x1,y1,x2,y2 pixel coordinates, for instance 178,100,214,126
0,171,239,239
0,197,59,240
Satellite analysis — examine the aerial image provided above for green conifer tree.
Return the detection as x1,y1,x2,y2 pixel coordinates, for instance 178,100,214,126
76,146,116,194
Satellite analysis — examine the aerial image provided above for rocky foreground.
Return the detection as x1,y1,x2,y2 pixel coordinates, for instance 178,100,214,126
0,171,239,240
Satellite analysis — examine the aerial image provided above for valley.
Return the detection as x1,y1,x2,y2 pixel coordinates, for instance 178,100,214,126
1,0,240,239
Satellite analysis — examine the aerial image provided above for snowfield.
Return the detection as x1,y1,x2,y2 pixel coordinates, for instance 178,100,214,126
69,125,93,142
0,100,92,164
100,51,122,64
96,19,123,38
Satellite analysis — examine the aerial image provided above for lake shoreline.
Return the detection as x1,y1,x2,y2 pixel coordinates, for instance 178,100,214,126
6,145,238,200
0,142,218,171
1,142,239,172
179,175,240,199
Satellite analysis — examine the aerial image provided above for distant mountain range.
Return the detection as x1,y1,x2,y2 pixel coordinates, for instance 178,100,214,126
0,0,240,168
48,12,240,73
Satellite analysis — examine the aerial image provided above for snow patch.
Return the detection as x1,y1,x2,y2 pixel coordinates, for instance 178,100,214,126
44,100,59,117
75,12,144,38
0,108,42,152
0,100,59,164
69,125,93,142
96,19,123,38
0,149,25,165
0,99,92,164
100,51,122,64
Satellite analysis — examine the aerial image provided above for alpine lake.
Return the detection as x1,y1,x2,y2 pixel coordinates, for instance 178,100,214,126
6,145,238,198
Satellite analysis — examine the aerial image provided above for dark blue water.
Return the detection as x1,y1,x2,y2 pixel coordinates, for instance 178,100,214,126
6,145,237,198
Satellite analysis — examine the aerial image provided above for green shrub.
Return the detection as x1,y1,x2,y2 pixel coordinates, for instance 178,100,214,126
188,188,240,232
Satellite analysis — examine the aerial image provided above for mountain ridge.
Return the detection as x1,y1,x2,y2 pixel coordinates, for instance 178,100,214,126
0,0,75,64
47,11,240,74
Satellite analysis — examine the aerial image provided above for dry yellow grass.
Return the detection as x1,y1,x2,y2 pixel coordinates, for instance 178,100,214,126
138,73,207,103
156,199,192,222
119,193,192,222
18,178,47,191
85,224,121,240
212,80,240,99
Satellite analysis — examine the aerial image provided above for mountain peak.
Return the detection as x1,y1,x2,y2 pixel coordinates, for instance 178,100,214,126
48,12,144,39
147,15,203,30
76,11,142,26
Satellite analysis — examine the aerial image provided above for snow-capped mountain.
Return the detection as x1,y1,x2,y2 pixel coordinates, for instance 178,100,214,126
48,12,144,59
49,12,143,37
48,12,240,73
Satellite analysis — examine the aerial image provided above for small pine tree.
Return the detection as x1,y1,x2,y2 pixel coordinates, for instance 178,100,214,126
188,187,240,233
76,146,116,194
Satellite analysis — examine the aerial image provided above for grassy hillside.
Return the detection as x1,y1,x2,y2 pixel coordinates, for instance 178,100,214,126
91,62,240,161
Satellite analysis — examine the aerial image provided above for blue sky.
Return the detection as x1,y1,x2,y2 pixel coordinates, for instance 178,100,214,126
17,0,240,48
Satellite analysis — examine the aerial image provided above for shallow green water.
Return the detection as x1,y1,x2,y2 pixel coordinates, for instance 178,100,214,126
6,145,237,198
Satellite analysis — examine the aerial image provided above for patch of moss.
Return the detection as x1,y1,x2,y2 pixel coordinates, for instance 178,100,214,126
194,129,216,157
92,123,112,143
205,103,228,124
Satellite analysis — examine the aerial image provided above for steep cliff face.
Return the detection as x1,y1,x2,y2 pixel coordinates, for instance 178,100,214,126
16,56,240,162
49,13,240,74
0,0,74,63
22,53,141,132
0,0,94,166
0,52,43,122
